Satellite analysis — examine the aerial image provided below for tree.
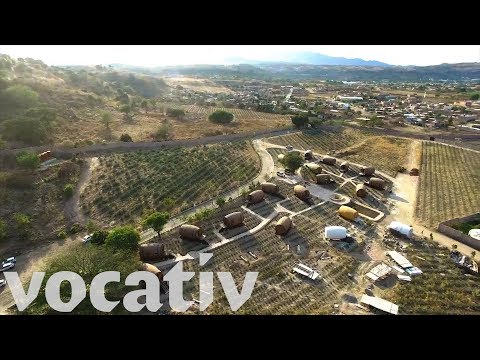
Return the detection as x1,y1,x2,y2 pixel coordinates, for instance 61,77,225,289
16,151,40,170
208,110,234,124
2,84,39,113
101,112,112,130
63,183,74,198
452,244,457,251
22,244,138,314
120,133,133,142
143,211,170,238
166,108,185,118
471,251,476,260
470,93,480,101
216,197,226,208
153,123,172,141
0,219,6,242
291,114,309,128
105,226,140,250
141,99,149,113
280,151,304,172
91,229,109,245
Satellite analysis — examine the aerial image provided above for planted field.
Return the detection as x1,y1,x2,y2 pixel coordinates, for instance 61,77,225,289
384,240,480,314
81,141,261,224
336,137,411,177
266,127,375,154
416,142,480,228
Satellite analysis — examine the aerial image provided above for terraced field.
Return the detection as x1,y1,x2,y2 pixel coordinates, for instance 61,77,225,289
81,141,260,225
416,142,480,228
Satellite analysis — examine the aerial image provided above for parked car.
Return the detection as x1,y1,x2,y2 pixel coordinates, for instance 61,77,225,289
82,234,93,243
286,145,293,150
2,257,16,265
0,279,6,288
0,262,15,272
276,171,285,177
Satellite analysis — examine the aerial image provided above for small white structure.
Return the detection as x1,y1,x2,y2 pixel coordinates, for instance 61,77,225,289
468,229,480,241
366,263,392,281
388,221,413,238
386,251,413,269
360,295,399,315
324,226,347,240
405,267,423,276
293,263,320,280
397,274,412,282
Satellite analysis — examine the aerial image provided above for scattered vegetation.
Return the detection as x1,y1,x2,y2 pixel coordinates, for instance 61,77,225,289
16,151,40,170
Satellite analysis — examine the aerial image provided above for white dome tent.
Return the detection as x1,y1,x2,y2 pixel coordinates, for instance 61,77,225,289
388,221,413,238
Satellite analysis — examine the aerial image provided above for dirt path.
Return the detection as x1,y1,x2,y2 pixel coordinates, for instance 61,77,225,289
63,157,99,226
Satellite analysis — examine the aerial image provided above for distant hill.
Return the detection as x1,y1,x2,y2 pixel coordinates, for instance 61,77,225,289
224,52,391,67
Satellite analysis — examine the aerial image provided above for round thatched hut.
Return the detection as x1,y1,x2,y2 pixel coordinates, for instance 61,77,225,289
223,212,244,228
179,224,203,241
275,216,292,235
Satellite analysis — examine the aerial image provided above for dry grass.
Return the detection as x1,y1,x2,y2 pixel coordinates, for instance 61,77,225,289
164,77,233,94
336,136,411,177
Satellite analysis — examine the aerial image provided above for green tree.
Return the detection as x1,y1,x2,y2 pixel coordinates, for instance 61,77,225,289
291,114,309,128
90,229,109,245
0,219,6,242
154,123,172,141
16,151,40,169
208,110,234,124
105,226,140,251
101,112,112,130
3,84,39,113
280,151,304,172
63,183,74,198
22,244,139,314
216,197,226,208
120,133,133,142
143,211,170,238
14,213,31,234
166,108,185,118
141,99,149,113
470,93,480,101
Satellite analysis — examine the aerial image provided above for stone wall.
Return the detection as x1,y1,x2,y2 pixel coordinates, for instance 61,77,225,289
437,213,480,250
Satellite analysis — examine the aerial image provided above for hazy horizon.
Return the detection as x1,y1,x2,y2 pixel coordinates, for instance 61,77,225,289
0,45,479,67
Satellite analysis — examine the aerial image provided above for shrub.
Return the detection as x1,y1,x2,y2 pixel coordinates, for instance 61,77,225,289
16,151,40,170
166,108,185,118
63,183,74,198
209,110,234,124
105,226,140,250
57,230,67,239
120,133,133,142
90,229,109,245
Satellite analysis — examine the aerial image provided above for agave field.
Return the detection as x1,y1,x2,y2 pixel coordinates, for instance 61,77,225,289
416,142,480,228
266,127,376,154
81,141,260,224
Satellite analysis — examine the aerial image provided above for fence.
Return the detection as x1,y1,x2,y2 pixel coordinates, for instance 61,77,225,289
437,213,480,250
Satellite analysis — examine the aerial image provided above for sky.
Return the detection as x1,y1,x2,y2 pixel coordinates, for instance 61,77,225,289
0,45,479,67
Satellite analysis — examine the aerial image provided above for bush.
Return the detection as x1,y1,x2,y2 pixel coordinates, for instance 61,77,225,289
57,230,67,239
209,110,234,124
291,115,309,128
63,183,74,198
69,222,83,234
90,229,109,245
166,108,185,118
469,93,479,101
105,226,140,250
280,151,304,172
120,133,133,142
16,151,40,170
57,161,79,180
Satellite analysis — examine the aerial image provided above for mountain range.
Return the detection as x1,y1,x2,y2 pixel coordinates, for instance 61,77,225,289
224,51,391,67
